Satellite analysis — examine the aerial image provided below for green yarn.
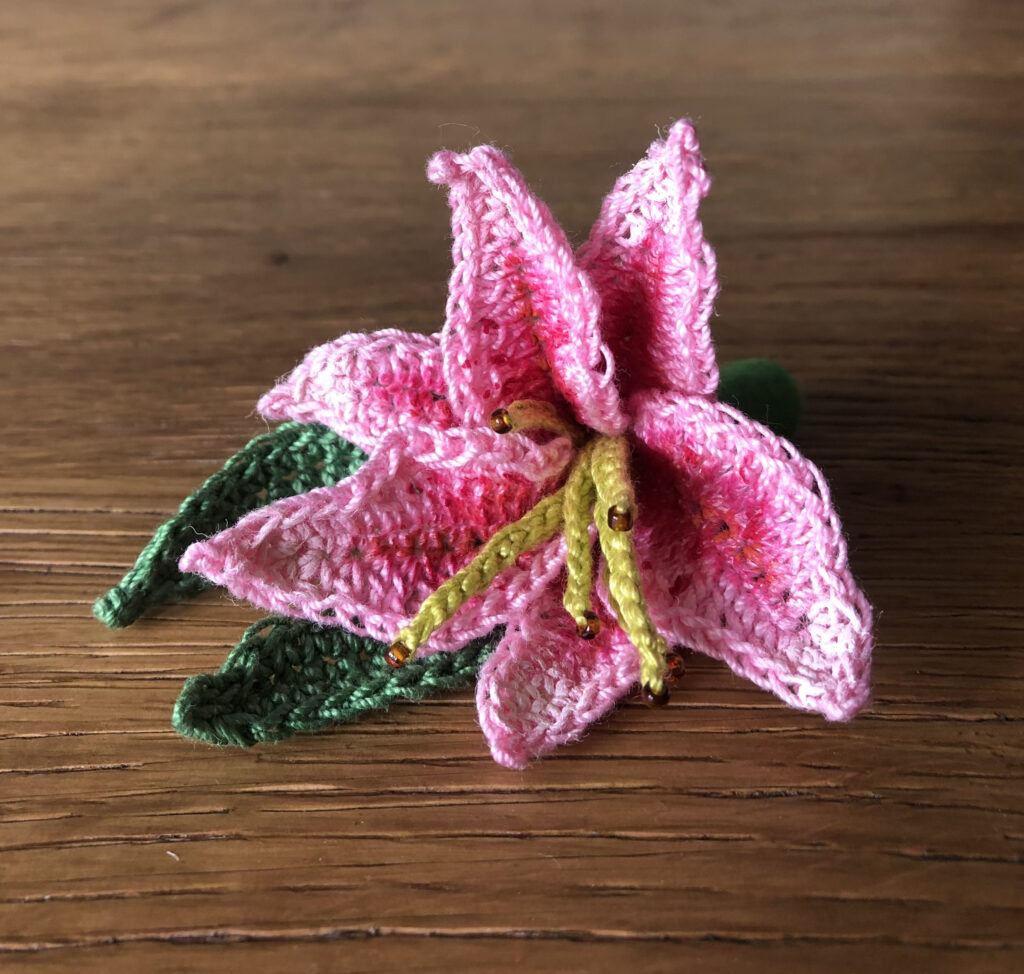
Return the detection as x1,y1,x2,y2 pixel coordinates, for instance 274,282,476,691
94,422,367,629
173,616,498,746
716,358,802,441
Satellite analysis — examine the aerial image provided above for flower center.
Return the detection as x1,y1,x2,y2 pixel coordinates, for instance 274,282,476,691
386,401,678,704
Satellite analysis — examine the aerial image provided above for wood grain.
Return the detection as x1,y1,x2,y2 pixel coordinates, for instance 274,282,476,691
1,1,1022,971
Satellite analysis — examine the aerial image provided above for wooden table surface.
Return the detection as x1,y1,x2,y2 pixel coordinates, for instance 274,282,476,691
2,2,1022,972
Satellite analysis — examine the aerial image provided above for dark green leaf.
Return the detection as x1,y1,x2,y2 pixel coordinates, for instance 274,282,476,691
173,616,498,746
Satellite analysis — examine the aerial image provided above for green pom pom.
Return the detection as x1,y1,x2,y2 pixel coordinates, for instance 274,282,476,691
716,358,802,441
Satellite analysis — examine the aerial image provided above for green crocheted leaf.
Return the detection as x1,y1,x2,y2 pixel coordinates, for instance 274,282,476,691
94,422,366,629
716,358,802,441
173,616,498,746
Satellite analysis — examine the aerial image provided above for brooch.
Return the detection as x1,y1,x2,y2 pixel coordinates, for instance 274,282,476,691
97,121,871,767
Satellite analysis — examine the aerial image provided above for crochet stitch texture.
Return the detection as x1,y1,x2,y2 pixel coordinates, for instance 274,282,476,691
166,119,872,768
95,422,367,629
96,362,798,748
173,617,497,747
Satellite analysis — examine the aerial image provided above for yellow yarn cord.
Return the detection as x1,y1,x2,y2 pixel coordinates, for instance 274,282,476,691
390,407,672,698
591,435,669,693
392,487,566,659
562,441,597,626
493,400,588,444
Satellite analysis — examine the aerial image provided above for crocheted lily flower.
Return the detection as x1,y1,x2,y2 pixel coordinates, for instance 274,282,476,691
180,120,872,768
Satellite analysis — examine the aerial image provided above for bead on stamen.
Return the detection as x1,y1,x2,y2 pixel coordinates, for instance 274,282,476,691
385,641,411,668
641,683,671,708
607,504,634,532
489,408,514,434
665,649,686,684
575,610,602,640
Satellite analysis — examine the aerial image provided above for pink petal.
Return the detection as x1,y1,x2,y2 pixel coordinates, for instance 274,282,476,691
257,329,454,450
180,426,573,651
427,145,628,436
476,581,639,769
627,390,872,721
579,120,719,399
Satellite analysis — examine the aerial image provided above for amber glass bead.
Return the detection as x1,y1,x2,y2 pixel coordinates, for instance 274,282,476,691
607,504,634,532
489,408,514,434
575,611,602,640
665,649,686,684
641,683,670,708
385,641,411,668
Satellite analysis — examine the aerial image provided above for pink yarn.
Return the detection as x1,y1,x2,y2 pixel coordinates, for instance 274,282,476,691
181,119,873,768
627,390,871,721
426,145,628,437
180,426,572,652
477,583,638,770
579,121,719,400
258,330,455,451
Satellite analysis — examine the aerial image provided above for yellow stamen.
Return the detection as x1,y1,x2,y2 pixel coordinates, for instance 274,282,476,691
489,400,587,444
562,440,597,631
388,406,675,704
591,435,635,526
591,435,669,695
391,487,566,660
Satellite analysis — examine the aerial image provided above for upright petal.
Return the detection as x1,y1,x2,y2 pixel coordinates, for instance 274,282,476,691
427,145,628,435
180,426,573,651
580,120,719,398
628,390,872,721
257,329,454,450
476,581,638,769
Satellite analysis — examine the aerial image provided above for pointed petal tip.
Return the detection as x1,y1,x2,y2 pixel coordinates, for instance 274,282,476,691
427,144,509,186
486,740,531,771
476,682,534,771
426,149,459,184
827,656,874,722
664,118,699,150
836,692,872,722
255,386,291,421
178,539,222,579
254,330,456,448
785,625,873,723
816,684,872,722
642,119,710,200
